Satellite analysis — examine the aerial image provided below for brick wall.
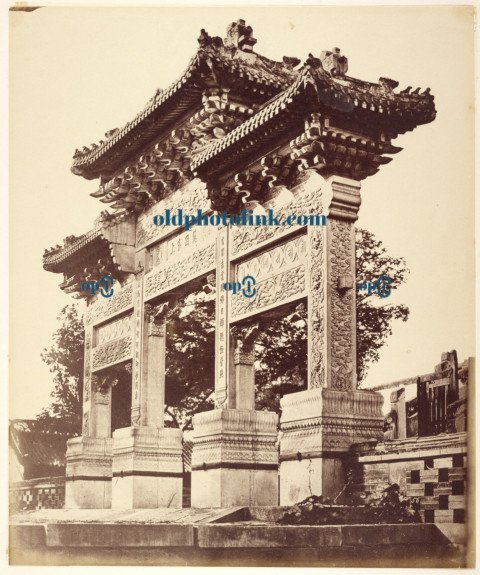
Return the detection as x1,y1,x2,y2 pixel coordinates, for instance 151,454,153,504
351,432,467,526
10,477,65,512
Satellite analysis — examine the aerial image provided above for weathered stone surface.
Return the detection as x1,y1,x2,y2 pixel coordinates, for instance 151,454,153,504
191,409,279,507
197,524,343,548
112,426,183,510
45,523,194,547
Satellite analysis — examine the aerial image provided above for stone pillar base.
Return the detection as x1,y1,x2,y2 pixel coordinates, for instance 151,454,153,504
279,388,384,505
191,409,279,508
65,436,113,509
111,426,183,509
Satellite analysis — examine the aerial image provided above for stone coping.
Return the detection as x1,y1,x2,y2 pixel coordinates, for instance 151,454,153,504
9,518,465,567
355,432,468,462
10,506,246,525
10,521,448,549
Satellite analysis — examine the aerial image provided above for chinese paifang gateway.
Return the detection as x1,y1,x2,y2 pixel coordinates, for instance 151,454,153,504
43,20,436,510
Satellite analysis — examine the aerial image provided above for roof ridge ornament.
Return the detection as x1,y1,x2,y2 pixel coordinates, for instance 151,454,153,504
282,56,301,70
224,19,257,53
320,47,348,76
197,28,223,48
379,77,399,92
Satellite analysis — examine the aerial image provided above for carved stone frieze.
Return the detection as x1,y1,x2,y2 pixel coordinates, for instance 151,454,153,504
85,281,133,326
92,336,133,370
192,409,279,467
83,329,93,403
232,266,305,320
308,227,326,389
144,243,215,299
279,388,384,457
232,235,307,320
329,218,355,390
94,313,133,346
131,274,144,418
215,226,229,408
136,179,210,248
146,225,214,273
112,427,183,474
231,179,320,257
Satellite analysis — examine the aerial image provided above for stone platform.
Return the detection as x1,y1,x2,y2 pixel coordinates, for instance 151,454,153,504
10,508,465,567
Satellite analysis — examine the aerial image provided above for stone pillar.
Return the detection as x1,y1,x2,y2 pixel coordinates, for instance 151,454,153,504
65,326,113,509
279,171,384,505
390,387,407,439
233,326,256,410
111,298,183,509
191,316,279,508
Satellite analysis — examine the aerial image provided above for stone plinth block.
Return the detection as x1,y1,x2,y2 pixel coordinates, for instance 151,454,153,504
65,436,113,509
279,388,384,505
111,426,183,509
191,409,279,508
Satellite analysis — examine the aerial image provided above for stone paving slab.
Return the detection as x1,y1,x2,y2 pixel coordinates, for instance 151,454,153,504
10,506,247,525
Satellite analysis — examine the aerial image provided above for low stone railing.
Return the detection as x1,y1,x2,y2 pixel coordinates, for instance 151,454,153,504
10,476,65,512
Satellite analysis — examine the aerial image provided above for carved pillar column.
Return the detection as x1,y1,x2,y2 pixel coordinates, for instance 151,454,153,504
214,224,232,408
140,303,168,428
232,325,257,410
279,169,384,505
111,297,183,509
192,315,279,507
65,325,113,509
90,375,113,438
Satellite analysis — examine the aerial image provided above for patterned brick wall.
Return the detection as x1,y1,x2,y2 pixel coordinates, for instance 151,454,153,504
351,434,467,526
10,477,65,512
406,454,466,524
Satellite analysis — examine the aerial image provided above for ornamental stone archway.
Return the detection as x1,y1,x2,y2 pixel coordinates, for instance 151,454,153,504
43,20,436,509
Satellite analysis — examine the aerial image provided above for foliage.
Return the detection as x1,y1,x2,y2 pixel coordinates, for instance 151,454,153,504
37,304,84,436
278,484,420,525
356,228,410,383
164,291,216,430
254,307,307,413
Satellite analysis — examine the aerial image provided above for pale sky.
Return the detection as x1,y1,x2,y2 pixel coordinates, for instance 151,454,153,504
9,5,475,419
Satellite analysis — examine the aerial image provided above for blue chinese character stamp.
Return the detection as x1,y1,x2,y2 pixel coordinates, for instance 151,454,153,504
80,275,115,298
223,275,257,299
357,275,392,298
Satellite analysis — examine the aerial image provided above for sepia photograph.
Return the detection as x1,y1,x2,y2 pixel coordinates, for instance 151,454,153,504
7,3,476,569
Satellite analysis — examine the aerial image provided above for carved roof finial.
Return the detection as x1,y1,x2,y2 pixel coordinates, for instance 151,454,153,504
198,28,222,48
224,19,257,52
282,56,301,70
320,47,348,76
379,77,399,92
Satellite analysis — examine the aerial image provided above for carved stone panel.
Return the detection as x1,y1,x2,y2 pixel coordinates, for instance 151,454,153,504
146,225,214,272
144,242,215,300
136,179,210,248
92,336,133,371
82,327,93,437
307,227,327,389
215,226,230,408
85,280,134,326
231,235,307,320
328,218,356,391
131,274,144,424
231,181,320,258
94,314,133,346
